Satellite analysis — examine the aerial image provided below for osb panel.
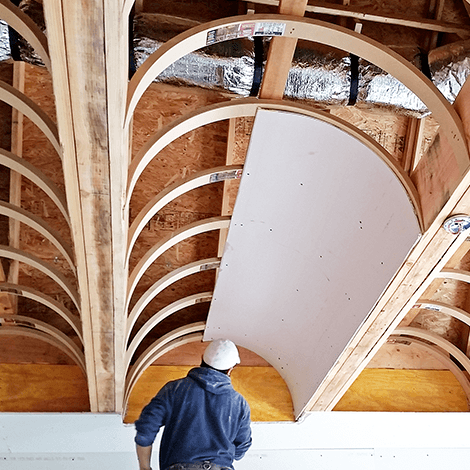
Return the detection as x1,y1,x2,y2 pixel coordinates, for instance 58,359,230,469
0,364,89,412
367,342,446,370
124,365,294,423
334,369,468,412
0,336,76,364
153,341,270,367
331,107,409,163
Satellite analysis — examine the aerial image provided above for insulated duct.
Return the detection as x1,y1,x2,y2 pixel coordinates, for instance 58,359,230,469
3,2,470,116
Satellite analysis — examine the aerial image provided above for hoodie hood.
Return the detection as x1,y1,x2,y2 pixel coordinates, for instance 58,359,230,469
188,366,234,395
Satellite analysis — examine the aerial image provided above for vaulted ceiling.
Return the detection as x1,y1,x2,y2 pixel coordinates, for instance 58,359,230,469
0,0,469,421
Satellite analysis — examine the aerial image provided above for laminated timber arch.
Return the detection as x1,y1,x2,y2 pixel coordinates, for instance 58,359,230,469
0,283,82,341
126,258,220,346
0,201,75,273
0,81,60,155
388,335,470,409
127,165,243,260
124,323,206,407
125,14,469,180
0,149,70,225
127,100,421,231
0,246,79,311
125,293,212,370
0,0,50,70
127,216,230,305
0,315,85,373
394,327,470,382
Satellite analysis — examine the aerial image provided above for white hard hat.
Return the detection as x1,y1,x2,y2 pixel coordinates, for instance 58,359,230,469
203,339,240,370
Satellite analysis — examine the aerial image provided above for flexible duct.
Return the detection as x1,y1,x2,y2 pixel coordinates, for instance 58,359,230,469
3,2,470,116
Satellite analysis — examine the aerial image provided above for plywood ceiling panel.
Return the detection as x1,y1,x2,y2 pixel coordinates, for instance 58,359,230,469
205,109,421,417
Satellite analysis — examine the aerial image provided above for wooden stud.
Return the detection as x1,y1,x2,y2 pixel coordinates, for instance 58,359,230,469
8,61,25,313
403,117,426,173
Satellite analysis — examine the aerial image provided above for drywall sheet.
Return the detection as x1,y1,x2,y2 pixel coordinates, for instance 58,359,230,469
2,413,470,470
205,109,421,416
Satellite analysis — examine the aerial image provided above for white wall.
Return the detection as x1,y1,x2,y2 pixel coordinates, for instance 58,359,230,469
1,412,469,469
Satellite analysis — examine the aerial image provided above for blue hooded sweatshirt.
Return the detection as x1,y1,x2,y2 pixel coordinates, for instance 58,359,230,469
135,367,252,470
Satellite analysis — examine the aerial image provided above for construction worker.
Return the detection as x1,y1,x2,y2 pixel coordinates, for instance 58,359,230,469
135,339,252,470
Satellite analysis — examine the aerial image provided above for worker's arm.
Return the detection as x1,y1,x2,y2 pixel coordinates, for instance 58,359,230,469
136,443,153,470
233,400,252,460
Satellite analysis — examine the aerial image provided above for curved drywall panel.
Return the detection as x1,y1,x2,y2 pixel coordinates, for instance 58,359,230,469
205,109,421,418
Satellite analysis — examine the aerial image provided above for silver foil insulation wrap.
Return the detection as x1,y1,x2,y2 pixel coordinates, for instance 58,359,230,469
3,3,470,116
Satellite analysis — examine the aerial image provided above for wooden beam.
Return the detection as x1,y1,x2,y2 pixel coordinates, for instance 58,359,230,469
8,62,25,308
242,0,470,35
259,0,308,100
402,116,426,173
43,0,129,412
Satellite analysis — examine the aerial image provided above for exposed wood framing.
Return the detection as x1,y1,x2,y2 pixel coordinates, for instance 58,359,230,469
43,0,129,412
242,0,470,35
7,61,25,313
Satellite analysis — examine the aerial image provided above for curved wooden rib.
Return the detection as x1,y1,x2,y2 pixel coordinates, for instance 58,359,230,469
0,316,85,372
0,282,82,342
0,81,60,155
394,326,470,374
126,15,468,176
0,149,70,226
437,268,470,283
127,216,230,304
124,322,205,406
0,201,75,274
125,292,212,370
389,335,470,408
126,258,220,346
0,0,50,70
414,300,470,327
0,246,80,311
128,165,243,260
127,100,422,231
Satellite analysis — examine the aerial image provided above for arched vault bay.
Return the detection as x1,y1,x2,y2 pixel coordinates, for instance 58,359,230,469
205,109,421,418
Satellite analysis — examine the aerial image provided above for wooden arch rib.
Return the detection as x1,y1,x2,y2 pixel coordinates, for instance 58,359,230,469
394,326,470,375
414,300,470,327
128,165,243,260
127,100,422,231
0,149,70,225
125,14,468,175
0,282,82,342
125,293,212,370
126,258,220,346
0,0,50,70
0,246,80,311
0,81,60,155
437,268,470,283
389,335,470,408
127,216,230,305
124,323,206,406
0,201,75,273
0,316,85,372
